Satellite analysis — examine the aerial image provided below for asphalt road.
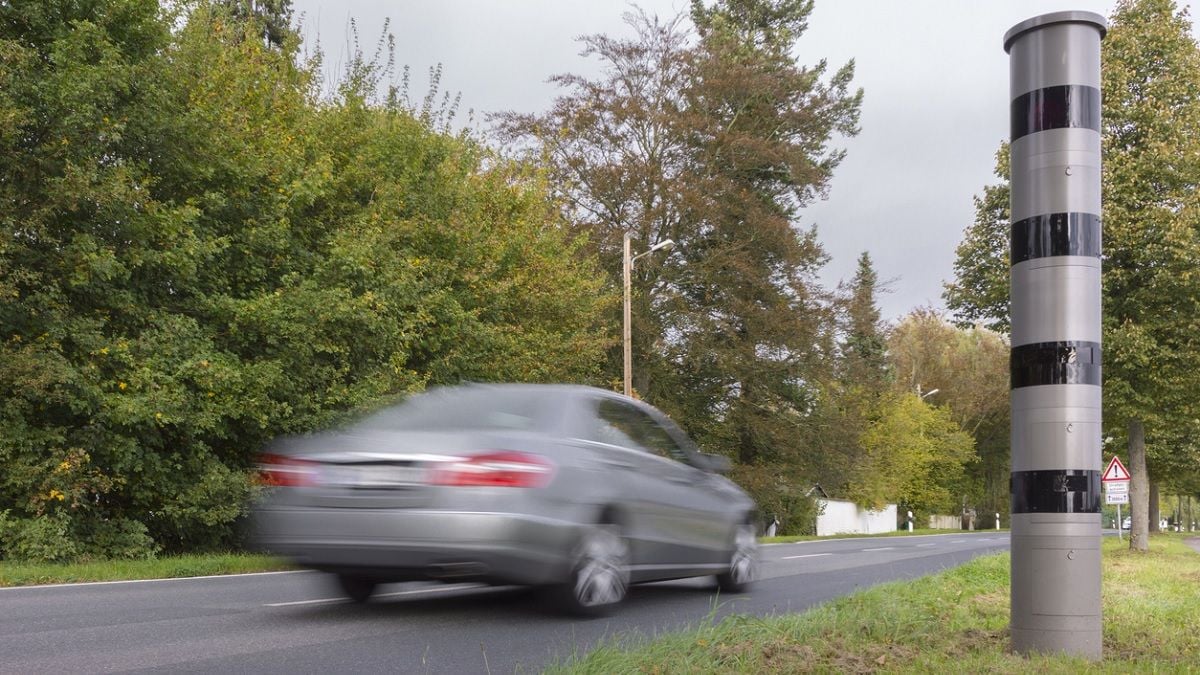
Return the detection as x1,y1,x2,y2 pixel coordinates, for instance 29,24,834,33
0,532,1009,674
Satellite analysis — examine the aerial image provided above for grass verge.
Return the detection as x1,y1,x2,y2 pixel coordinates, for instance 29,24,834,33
761,528,980,544
0,552,295,587
555,535,1200,673
0,529,977,586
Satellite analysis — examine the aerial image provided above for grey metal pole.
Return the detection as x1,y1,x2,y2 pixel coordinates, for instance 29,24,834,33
1005,11,1107,659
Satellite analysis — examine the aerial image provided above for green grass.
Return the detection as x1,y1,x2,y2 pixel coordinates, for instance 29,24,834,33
0,528,975,587
761,528,985,544
0,552,295,587
554,535,1200,673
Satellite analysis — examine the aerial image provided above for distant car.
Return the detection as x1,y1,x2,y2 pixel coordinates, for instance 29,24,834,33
250,383,757,615
1122,516,1131,530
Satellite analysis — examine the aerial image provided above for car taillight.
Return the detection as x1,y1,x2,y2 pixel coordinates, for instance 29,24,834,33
430,451,555,488
258,453,318,487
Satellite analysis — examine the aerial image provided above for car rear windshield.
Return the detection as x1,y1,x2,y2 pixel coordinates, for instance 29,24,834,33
358,387,561,432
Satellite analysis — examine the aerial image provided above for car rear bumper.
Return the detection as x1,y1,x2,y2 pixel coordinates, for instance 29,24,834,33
251,507,579,585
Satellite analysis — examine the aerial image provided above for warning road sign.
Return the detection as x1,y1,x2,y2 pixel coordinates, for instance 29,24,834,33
1102,455,1131,482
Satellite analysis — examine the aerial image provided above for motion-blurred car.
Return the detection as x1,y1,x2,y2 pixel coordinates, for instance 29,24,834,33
251,383,757,615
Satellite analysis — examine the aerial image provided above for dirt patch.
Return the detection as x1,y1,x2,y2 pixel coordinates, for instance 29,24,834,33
970,591,1007,611
946,628,1007,657
712,636,817,670
824,643,921,674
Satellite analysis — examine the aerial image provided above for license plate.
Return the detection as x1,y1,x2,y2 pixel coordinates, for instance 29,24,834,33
322,464,425,488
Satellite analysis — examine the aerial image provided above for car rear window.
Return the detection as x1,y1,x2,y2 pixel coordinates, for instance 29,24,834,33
358,387,559,432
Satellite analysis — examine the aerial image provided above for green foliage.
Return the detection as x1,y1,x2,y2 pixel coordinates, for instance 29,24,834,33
943,0,1200,501
813,252,891,497
839,252,889,387
1101,0,1200,481
0,1,610,561
729,464,819,535
887,310,1010,515
0,511,78,563
847,393,977,514
496,1,861,501
943,144,1010,333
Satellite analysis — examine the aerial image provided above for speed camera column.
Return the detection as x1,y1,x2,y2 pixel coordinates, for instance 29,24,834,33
1004,11,1107,659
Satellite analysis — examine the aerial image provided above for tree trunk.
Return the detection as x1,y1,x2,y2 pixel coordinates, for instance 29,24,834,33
1128,419,1149,551
1149,483,1160,533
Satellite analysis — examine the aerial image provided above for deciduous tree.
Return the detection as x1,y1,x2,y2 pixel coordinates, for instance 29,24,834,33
942,0,1200,549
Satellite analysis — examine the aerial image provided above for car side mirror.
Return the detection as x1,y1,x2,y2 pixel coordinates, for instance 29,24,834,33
699,452,731,474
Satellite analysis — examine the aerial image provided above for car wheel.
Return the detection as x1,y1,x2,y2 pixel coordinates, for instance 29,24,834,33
554,524,630,616
716,522,757,593
336,573,377,603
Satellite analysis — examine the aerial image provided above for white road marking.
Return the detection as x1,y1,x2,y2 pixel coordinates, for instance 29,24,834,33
862,547,895,552
781,553,833,560
0,570,310,591
951,540,968,543
265,583,487,607
916,543,936,548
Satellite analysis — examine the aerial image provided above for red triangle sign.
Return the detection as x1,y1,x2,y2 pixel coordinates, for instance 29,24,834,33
1102,455,1131,482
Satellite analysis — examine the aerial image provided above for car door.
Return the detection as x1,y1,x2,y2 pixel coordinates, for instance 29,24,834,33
591,397,730,574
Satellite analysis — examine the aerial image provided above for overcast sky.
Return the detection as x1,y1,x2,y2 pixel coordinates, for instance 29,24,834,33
288,0,1193,322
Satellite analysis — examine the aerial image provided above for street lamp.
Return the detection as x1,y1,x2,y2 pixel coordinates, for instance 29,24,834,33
623,233,676,397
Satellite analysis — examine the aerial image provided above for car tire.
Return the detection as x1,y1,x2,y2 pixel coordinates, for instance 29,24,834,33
715,522,757,593
336,573,377,603
551,524,630,616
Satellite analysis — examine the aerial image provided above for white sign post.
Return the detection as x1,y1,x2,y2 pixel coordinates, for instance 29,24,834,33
1102,456,1132,541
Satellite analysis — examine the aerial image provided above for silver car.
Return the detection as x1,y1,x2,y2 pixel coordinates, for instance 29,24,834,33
251,383,757,615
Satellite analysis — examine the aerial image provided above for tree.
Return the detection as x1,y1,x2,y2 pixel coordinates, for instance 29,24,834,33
498,1,860,477
943,0,1200,549
0,1,611,560
943,145,1010,334
887,310,1010,518
846,393,976,517
222,0,295,49
495,10,693,401
672,0,860,468
812,252,890,496
840,252,889,387
1101,0,1200,546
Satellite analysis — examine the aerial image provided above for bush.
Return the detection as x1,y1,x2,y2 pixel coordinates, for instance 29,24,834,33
80,517,159,561
730,464,821,536
0,511,78,563
0,509,159,563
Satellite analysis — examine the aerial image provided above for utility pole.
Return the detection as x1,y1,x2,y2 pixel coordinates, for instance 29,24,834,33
622,234,675,398
1005,11,1107,659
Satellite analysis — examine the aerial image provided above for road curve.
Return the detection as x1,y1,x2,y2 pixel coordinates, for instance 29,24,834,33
0,532,1008,674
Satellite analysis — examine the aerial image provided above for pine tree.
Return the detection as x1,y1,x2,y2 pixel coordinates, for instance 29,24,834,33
841,252,889,386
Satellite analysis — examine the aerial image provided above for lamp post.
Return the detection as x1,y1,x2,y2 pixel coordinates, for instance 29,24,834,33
623,233,676,397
